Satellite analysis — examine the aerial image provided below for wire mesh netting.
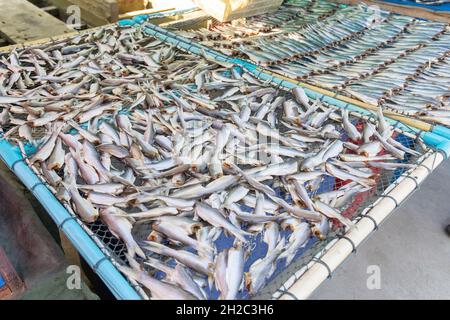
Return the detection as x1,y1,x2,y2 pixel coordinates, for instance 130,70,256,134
0,23,436,300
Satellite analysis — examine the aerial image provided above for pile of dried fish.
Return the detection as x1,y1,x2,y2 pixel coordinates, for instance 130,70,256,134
0,24,424,300
177,0,340,44
179,0,450,125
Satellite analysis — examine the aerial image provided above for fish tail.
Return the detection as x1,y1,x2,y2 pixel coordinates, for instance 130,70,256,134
208,275,215,291
244,272,252,293
197,242,214,255
128,240,146,259
143,241,165,255
117,264,140,281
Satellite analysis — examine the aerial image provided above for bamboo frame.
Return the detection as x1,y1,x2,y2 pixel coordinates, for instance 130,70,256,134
0,9,208,54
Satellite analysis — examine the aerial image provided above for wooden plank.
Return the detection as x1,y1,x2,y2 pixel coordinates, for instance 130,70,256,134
50,0,117,26
0,7,208,54
117,0,147,14
332,0,450,23
0,247,26,299
155,10,211,29
0,0,73,43
151,0,196,10
50,0,110,27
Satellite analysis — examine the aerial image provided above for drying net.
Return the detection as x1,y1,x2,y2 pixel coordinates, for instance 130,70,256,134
181,0,450,127
0,24,435,300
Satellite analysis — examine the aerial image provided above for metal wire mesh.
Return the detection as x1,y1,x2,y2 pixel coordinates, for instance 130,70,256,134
86,220,128,262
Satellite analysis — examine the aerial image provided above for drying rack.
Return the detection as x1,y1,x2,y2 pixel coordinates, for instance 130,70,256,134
0,18,448,300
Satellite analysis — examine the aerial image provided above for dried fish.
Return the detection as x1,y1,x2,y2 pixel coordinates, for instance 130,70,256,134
0,21,425,300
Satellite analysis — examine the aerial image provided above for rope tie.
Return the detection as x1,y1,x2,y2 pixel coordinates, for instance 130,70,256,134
31,182,46,192
401,174,419,190
378,194,399,207
276,289,299,300
417,163,431,174
337,234,357,253
361,215,378,231
186,44,194,52
11,158,27,171
93,256,110,271
437,149,448,160
256,69,263,78
311,257,332,279
416,129,424,139
332,91,339,99
58,216,77,230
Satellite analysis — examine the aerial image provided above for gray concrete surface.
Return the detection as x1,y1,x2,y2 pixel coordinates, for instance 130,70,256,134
0,162,98,300
20,270,98,300
311,160,450,300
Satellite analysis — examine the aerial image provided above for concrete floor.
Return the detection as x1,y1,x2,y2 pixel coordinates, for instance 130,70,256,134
311,161,450,300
